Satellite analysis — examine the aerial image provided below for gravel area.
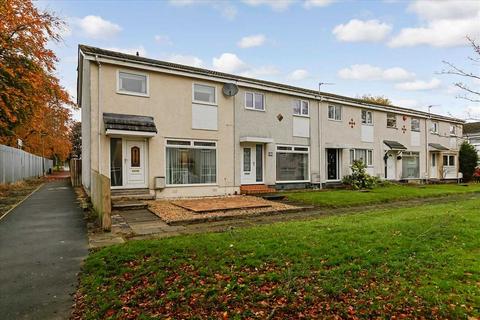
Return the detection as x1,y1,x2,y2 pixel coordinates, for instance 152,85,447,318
147,196,299,224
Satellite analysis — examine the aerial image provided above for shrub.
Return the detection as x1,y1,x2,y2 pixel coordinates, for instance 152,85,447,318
459,141,479,181
342,160,379,190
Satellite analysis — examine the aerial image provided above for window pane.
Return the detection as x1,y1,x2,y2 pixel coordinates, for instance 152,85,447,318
194,141,216,147
328,106,334,119
276,152,308,181
387,113,396,128
243,148,251,172
361,111,367,123
293,100,301,115
245,92,253,108
356,149,367,164
335,106,342,120
402,153,419,178
254,93,264,110
367,150,373,166
349,149,354,165
166,147,216,184
411,119,420,131
367,112,372,124
194,84,215,103
119,72,146,94
167,140,191,146
449,156,455,166
110,138,123,186
301,101,309,115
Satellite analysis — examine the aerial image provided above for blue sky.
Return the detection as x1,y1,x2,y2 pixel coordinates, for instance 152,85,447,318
36,0,480,121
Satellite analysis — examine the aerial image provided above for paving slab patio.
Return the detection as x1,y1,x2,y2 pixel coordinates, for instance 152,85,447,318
174,196,272,212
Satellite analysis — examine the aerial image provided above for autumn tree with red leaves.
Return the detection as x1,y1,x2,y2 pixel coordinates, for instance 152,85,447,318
0,0,74,160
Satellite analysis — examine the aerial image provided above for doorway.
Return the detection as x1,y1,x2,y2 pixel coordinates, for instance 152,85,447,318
326,149,340,180
241,144,264,184
110,138,147,188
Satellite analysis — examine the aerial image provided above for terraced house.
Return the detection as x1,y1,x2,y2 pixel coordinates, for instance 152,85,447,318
77,45,464,199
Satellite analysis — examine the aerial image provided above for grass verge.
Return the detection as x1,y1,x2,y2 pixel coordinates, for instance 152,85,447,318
284,183,480,208
75,197,480,319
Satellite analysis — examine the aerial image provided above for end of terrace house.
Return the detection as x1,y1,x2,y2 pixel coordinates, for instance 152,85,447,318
77,44,464,199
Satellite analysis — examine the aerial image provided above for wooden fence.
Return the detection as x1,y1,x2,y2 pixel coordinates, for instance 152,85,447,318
0,144,53,184
70,159,82,187
91,170,111,231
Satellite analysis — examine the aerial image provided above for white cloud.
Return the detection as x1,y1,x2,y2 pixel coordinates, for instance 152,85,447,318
288,69,309,81
389,1,480,47
333,19,392,42
166,54,204,68
408,0,480,21
237,34,266,48
338,64,414,81
304,0,334,8
212,53,248,73
168,0,195,6
395,78,441,91
76,15,122,39
242,0,295,11
106,46,147,56
154,35,172,45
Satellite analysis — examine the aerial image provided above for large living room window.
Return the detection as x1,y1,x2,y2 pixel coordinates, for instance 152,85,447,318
276,145,309,182
166,139,216,185
402,152,420,179
118,71,148,96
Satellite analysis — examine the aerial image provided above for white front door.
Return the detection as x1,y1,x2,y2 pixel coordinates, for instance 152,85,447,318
125,140,147,188
241,144,263,184
386,152,396,180
430,153,438,179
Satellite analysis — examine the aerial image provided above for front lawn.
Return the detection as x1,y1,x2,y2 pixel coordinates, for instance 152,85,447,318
285,183,480,208
76,198,480,319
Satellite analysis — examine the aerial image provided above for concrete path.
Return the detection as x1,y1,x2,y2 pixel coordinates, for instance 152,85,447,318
0,180,88,320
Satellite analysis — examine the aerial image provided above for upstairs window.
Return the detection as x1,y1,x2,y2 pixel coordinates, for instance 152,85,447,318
118,71,148,95
328,105,342,120
387,113,396,128
449,125,457,136
293,100,309,116
431,121,439,134
193,84,216,104
361,110,373,125
411,118,420,132
245,92,265,111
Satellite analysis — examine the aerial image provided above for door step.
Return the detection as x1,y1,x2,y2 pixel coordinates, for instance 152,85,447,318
112,200,148,211
240,184,276,195
111,188,155,201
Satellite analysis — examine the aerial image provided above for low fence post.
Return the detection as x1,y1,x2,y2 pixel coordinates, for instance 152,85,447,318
91,170,111,231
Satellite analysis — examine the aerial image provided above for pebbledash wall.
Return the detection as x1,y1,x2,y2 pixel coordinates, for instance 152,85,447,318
78,45,464,199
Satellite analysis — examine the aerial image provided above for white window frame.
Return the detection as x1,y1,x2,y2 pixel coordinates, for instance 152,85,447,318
443,154,455,167
275,145,310,183
116,70,149,97
449,124,457,136
164,138,218,187
411,118,420,132
245,91,265,111
349,149,373,166
293,99,309,117
431,121,439,134
192,83,217,106
386,113,397,128
361,110,373,125
328,105,342,121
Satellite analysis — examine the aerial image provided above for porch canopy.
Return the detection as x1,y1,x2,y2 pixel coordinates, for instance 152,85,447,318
428,143,449,151
239,136,274,143
383,140,407,151
104,113,157,137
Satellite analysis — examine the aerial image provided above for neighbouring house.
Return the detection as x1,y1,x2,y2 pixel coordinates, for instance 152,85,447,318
77,45,464,199
464,122,480,164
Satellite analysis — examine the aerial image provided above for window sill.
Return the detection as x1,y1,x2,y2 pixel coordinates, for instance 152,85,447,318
116,90,150,98
293,114,310,118
361,123,374,126
192,100,218,107
327,118,342,122
387,126,398,130
165,183,218,188
411,130,421,133
275,180,310,184
245,107,266,112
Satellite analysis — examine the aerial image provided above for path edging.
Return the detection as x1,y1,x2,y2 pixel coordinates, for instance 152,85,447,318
0,183,44,221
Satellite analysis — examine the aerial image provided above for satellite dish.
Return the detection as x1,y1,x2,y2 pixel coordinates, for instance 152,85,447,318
222,83,239,96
